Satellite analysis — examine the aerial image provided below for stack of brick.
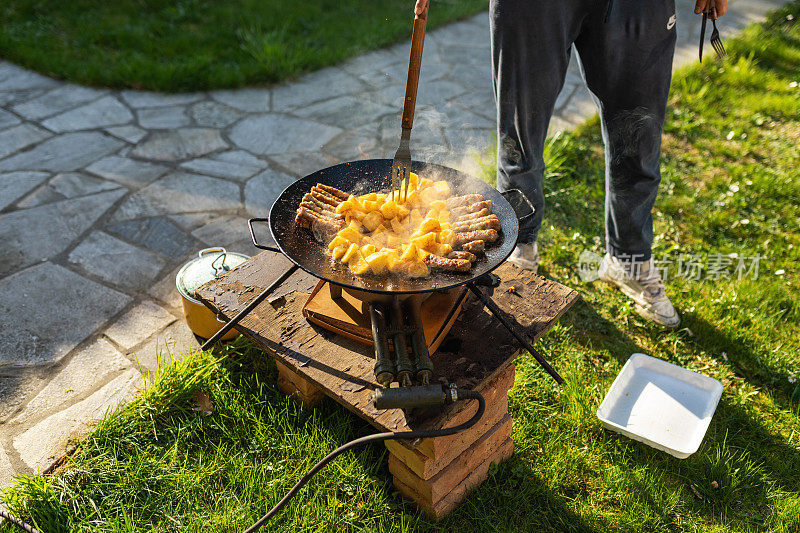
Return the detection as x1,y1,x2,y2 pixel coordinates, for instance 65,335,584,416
275,360,325,407
272,352,516,519
384,364,516,519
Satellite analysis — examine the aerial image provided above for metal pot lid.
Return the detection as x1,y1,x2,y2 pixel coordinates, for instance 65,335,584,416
176,247,249,299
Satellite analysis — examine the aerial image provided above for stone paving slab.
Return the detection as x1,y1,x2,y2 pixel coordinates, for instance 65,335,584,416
131,128,228,161
137,105,192,129
106,216,197,260
0,123,51,160
0,188,127,275
111,171,241,221
85,155,170,189
104,300,177,350
0,263,131,366
12,368,141,472
179,150,267,182
67,231,167,291
0,171,50,211
229,114,343,155
18,172,121,209
0,131,124,172
11,338,131,425
41,96,133,133
11,84,106,121
0,0,785,489
0,108,21,129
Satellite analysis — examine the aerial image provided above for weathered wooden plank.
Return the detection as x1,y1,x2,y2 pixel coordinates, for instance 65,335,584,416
196,251,579,433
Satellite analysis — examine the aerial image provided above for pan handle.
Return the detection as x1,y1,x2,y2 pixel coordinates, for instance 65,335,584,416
248,218,281,253
500,189,536,223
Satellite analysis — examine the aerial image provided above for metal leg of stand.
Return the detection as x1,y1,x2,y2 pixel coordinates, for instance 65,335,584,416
201,264,299,350
467,282,565,385
330,283,343,301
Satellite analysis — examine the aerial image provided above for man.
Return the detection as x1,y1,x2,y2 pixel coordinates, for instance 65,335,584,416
415,0,726,328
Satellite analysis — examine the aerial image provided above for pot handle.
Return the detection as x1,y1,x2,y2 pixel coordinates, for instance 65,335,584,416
198,247,226,258
248,218,281,253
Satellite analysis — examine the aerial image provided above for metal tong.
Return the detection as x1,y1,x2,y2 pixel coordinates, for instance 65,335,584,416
391,2,428,202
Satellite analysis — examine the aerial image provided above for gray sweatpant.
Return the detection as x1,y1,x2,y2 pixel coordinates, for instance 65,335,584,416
491,0,677,261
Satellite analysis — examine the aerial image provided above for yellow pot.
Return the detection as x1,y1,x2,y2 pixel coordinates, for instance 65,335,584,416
176,248,249,340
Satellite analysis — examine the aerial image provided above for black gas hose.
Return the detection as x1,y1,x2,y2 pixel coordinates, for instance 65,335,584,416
0,387,482,533
243,387,484,532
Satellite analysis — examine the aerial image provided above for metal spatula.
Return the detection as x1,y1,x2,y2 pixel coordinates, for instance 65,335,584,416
391,3,428,202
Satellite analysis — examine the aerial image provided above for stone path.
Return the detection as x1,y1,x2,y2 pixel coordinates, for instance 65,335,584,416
0,0,784,488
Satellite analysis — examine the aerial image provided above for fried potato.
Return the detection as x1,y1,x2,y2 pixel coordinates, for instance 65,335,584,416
419,217,440,233
328,236,348,251
407,260,429,278
331,245,348,261
400,244,418,262
324,172,496,278
341,243,359,263
338,227,361,244
365,251,388,274
362,211,383,232
411,232,437,251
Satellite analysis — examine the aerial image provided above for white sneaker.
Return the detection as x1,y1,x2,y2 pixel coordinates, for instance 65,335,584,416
597,254,681,328
508,242,539,272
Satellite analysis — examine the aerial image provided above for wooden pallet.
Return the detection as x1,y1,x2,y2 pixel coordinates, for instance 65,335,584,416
196,251,578,518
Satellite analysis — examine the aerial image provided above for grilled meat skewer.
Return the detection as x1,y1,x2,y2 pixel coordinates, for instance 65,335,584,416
423,254,472,272
451,200,492,218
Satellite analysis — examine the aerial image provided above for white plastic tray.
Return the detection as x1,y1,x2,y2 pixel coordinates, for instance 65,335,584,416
597,353,723,459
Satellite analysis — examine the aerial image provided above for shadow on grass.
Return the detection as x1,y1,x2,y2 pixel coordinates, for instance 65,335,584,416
434,457,605,532
686,313,797,400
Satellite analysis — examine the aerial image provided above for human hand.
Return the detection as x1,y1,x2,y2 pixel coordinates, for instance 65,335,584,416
415,0,429,16
694,0,727,19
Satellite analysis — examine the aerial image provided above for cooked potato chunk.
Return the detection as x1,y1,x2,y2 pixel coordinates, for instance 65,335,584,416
336,200,353,214
438,229,455,245
433,181,450,196
341,243,359,263
365,251,388,274
331,245,347,261
400,244,418,262
347,195,362,210
386,234,403,248
380,200,400,220
349,257,370,275
323,172,491,278
361,211,383,232
328,236,348,250
419,217,440,233
434,243,453,256
389,217,404,234
411,232,437,251
387,251,405,273
407,260,429,278
362,200,379,212
338,227,361,244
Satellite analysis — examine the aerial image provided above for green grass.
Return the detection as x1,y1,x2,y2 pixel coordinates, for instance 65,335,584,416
0,0,487,92
4,4,800,532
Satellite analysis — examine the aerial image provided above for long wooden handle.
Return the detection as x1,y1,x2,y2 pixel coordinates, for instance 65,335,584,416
401,6,428,130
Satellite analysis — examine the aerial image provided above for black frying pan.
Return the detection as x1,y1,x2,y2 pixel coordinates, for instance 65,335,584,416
249,159,520,295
